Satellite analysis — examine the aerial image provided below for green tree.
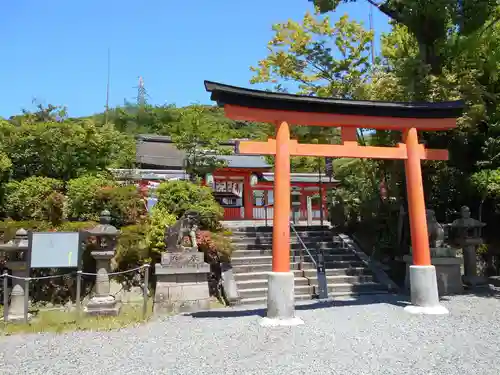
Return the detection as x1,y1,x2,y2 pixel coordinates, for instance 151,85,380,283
311,0,499,75
470,169,500,221
170,105,233,180
0,115,135,181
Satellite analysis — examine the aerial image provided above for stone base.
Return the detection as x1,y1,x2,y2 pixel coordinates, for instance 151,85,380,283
262,272,302,325
404,304,449,315
405,265,448,315
154,263,211,315
260,316,304,327
463,275,489,287
84,296,121,316
404,254,463,296
1,312,32,323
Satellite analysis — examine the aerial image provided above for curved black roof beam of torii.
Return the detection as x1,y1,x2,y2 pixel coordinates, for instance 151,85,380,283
204,80,465,119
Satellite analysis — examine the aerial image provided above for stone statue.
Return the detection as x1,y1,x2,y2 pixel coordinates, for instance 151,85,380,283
426,209,445,248
164,210,201,252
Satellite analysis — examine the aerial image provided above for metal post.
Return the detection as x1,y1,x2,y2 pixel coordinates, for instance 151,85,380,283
317,249,328,299
318,158,324,227
76,270,82,317
3,271,8,322
24,278,29,324
142,265,149,320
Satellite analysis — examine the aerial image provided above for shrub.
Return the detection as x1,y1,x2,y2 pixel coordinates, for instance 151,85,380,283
95,184,147,227
3,177,64,221
196,230,233,263
66,174,115,221
145,206,177,262
66,175,145,226
155,180,223,230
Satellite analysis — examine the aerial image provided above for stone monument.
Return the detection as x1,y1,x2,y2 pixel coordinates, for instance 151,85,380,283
449,206,487,287
154,210,211,314
404,209,464,295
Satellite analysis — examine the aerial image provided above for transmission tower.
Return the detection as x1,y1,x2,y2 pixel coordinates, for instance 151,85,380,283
368,3,376,65
136,76,148,107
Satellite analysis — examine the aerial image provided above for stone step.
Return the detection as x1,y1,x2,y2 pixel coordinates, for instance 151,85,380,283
234,270,305,282
232,242,338,250
236,277,311,290
230,231,332,241
306,274,374,285
322,282,387,294
240,294,313,306
231,248,351,258
232,260,365,273
237,284,387,305
302,267,371,277
239,285,314,299
231,254,357,266
232,262,315,274
229,226,329,233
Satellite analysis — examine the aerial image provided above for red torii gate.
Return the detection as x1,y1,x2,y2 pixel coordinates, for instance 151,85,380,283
205,81,464,324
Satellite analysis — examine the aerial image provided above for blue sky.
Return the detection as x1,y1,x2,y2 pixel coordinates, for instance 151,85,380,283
0,0,391,118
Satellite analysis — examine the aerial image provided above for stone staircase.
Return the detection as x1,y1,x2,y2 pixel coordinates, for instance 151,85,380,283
229,225,388,305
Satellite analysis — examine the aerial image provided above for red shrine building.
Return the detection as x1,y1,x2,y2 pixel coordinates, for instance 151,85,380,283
111,134,339,221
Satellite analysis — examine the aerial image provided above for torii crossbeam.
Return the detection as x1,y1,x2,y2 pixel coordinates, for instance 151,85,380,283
205,80,464,323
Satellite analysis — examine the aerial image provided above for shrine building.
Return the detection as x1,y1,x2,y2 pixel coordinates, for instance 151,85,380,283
111,134,339,221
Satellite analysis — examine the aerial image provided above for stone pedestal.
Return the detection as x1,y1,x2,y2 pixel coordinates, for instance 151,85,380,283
154,251,211,314
462,244,488,287
260,271,304,327
85,254,121,316
404,248,464,296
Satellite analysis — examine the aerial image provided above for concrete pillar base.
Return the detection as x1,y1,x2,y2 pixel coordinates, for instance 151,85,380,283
405,265,449,315
260,271,304,326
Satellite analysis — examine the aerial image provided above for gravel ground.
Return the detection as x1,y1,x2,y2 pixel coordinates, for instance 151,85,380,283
1,291,500,375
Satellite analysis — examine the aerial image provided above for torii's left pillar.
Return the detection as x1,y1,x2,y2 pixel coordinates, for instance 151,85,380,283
260,121,304,327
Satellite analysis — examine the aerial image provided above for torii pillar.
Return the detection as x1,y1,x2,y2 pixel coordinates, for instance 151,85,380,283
205,80,464,324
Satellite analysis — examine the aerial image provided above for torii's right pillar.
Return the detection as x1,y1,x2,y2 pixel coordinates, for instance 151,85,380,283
403,128,448,315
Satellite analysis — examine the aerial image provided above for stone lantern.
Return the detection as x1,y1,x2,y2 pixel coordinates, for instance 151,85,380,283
84,210,121,316
0,229,31,321
449,206,487,287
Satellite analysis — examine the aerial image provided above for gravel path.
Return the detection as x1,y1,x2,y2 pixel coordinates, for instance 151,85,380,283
1,291,500,375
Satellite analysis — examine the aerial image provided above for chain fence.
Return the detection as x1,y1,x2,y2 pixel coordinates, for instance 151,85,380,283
1,264,150,324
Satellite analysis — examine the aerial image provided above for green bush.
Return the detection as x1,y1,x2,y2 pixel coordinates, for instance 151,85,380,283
95,184,147,227
66,175,145,226
66,174,115,221
145,206,177,262
3,177,64,222
155,180,223,230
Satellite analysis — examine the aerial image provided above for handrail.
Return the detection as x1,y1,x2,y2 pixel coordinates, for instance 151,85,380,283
290,221,328,299
290,221,317,268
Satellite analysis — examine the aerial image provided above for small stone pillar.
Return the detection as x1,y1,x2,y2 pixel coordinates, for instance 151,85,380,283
0,229,31,322
450,206,487,287
221,262,241,305
84,210,121,316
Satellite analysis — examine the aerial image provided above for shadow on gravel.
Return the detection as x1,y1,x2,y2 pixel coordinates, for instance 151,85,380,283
440,284,500,301
186,293,409,319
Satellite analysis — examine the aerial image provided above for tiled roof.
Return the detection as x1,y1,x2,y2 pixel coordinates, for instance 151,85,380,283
135,136,271,169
